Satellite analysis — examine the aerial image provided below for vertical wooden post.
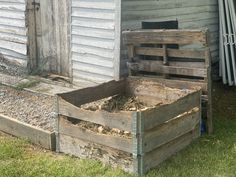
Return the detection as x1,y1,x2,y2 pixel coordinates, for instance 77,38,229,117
163,44,169,78
127,45,137,76
163,44,168,65
26,0,37,72
205,48,213,134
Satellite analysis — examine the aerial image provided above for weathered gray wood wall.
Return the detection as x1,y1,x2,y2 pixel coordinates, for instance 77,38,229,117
71,0,121,86
121,0,219,75
27,0,71,77
0,0,27,66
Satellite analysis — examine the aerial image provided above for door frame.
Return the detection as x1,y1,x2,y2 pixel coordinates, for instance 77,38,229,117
26,0,72,78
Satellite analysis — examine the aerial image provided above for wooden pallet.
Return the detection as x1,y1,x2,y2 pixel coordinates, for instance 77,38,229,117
123,29,213,134
57,78,201,175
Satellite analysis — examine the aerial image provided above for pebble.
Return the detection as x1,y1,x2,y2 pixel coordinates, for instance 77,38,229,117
98,126,104,133
112,128,121,134
124,131,131,136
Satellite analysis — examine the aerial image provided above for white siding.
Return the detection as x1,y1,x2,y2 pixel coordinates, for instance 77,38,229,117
0,0,27,66
121,0,219,74
71,0,121,86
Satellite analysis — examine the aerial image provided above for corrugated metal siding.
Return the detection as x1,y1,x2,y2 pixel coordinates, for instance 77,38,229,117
71,0,120,86
121,0,219,74
0,0,27,66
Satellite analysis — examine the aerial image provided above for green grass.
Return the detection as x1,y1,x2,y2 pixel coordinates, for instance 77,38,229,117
1,82,236,177
1,119,236,177
14,79,40,90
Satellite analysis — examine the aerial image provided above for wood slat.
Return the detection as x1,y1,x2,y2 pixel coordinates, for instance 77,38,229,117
143,125,200,173
57,80,125,106
143,108,200,153
58,133,134,173
123,29,208,45
59,117,132,153
142,90,201,130
58,98,133,132
135,58,205,68
135,47,205,59
127,77,207,93
128,61,208,78
0,114,56,150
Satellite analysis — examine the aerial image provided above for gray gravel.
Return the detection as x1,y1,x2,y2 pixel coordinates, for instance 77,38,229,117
0,85,56,132
0,56,27,77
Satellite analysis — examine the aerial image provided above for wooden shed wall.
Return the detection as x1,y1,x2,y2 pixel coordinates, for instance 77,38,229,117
121,0,219,75
0,0,27,66
71,0,121,87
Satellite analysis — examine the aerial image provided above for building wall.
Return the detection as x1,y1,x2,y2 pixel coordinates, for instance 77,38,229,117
71,0,121,86
0,0,27,66
121,0,219,74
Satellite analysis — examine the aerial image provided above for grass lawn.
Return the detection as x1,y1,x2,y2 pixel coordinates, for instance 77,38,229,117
1,82,236,177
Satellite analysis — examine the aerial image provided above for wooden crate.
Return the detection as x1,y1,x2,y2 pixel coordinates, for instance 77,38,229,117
123,29,213,134
57,78,201,175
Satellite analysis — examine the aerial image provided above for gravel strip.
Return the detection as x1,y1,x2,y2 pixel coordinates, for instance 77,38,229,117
0,57,27,77
0,85,56,132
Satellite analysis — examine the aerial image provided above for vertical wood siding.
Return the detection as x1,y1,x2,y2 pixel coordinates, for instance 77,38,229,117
71,0,120,86
0,0,27,66
121,0,219,74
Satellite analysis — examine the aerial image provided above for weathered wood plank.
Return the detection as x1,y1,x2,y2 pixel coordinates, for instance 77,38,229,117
135,47,205,59
127,76,207,93
143,125,200,173
143,109,200,153
143,90,201,130
0,114,55,150
59,117,132,153
58,79,125,106
58,97,133,132
123,29,208,45
59,133,134,173
134,58,205,69
205,48,213,134
128,61,207,78
26,0,37,71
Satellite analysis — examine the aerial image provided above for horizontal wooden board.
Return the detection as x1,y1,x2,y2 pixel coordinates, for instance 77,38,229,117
135,47,205,59
128,61,208,77
128,76,207,93
143,125,200,173
59,133,134,173
59,117,132,153
58,98,133,132
123,29,208,45
126,78,198,105
142,90,201,130
134,58,205,69
0,114,55,150
143,109,200,153
58,79,125,106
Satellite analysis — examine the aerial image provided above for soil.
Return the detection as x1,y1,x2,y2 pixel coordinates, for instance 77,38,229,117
81,95,157,112
0,85,56,132
68,118,132,139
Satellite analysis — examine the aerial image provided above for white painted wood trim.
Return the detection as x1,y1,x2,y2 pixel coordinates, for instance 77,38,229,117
68,0,73,80
114,0,121,80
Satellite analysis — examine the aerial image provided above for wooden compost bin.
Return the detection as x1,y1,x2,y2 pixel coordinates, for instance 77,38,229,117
56,77,201,175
